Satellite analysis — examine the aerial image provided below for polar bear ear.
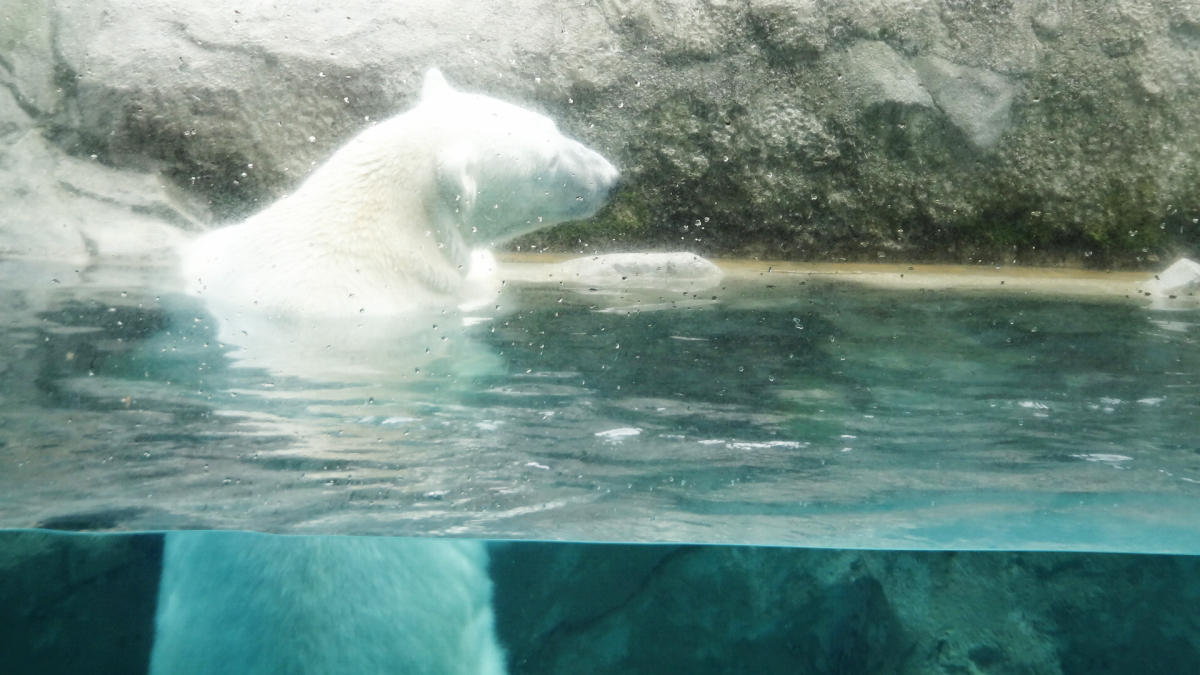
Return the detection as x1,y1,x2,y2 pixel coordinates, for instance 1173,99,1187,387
421,68,455,100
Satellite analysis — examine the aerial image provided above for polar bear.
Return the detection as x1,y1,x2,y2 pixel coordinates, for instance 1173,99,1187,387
153,71,620,673
150,532,506,675
182,68,619,317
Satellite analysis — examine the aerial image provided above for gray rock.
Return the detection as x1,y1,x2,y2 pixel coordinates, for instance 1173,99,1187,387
0,1,58,117
0,82,33,140
746,0,828,58
0,6,202,265
1032,0,1067,41
2,0,1197,265
0,128,199,261
911,55,1017,149
0,530,161,675
832,41,1020,149
1146,257,1200,296
553,252,724,289
493,544,1200,675
49,0,623,218
841,41,934,109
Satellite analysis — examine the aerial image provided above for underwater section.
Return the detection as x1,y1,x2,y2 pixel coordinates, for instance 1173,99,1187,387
0,531,161,675
2,529,1199,675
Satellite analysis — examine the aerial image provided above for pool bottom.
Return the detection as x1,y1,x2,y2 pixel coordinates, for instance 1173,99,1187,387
2,530,1197,674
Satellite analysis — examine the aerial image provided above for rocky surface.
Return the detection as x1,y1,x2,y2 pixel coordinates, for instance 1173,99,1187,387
2,0,1199,266
0,124,199,261
0,530,161,675
4,532,1197,674
1,4,203,262
1148,256,1200,295
492,543,1200,675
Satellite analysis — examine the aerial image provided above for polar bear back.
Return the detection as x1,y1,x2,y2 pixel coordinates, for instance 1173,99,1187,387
150,532,506,675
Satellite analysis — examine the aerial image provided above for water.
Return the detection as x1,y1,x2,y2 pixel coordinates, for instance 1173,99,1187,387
5,529,1200,674
1,258,1198,552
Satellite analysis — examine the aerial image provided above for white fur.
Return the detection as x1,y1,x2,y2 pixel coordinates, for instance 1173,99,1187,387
150,532,506,675
154,71,621,673
181,68,618,318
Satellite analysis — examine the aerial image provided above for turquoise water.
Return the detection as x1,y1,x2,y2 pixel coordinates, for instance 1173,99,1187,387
4,529,1200,674
3,260,1199,672
1,260,1198,552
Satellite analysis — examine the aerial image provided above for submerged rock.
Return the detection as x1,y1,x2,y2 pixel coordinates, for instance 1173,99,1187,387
493,544,1200,675
553,252,724,289
1148,257,1200,295
0,531,161,675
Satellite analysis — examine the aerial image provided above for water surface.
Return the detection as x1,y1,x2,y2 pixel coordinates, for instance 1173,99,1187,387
2,258,1197,552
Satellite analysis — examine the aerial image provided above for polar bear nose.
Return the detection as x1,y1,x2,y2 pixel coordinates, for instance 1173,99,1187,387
561,138,619,189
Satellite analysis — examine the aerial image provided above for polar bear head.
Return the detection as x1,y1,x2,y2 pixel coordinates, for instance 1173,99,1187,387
416,69,620,248
183,69,620,320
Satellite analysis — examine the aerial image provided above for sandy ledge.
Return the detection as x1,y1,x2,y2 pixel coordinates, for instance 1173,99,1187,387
726,260,1153,298
497,253,1195,305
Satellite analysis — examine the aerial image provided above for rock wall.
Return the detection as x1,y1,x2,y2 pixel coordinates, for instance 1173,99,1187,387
1,2,201,262
0,530,161,675
492,543,1200,675
4,0,1200,265
2,531,1197,674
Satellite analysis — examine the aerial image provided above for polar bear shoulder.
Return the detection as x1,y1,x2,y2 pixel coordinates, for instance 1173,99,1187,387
150,532,507,675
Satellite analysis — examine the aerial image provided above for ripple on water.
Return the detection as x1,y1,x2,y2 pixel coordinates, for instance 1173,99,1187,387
3,264,1200,551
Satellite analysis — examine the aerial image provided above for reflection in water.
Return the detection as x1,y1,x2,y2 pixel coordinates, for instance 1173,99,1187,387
2,259,1199,551
3,530,1200,674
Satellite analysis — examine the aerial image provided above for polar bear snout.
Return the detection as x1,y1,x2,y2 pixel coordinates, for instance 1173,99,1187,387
182,69,628,318
567,138,620,187
556,137,620,216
